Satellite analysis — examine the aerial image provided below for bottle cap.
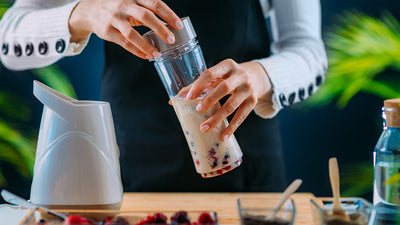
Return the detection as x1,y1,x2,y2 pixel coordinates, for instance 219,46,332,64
384,98,400,127
143,17,196,53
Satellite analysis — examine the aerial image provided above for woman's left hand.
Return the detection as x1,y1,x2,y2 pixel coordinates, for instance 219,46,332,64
184,59,273,141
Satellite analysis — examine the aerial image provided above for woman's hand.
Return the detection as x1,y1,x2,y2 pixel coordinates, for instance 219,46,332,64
69,0,182,59
185,59,273,141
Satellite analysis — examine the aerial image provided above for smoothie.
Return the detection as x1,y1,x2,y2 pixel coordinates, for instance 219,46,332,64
171,96,243,178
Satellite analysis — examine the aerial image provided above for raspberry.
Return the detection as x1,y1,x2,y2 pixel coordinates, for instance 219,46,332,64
171,211,191,224
136,215,155,225
136,213,166,225
113,217,131,225
198,213,214,224
152,213,167,223
63,215,91,225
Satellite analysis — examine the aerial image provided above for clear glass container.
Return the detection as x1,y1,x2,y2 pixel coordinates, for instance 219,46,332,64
373,99,400,225
369,204,400,225
143,17,243,178
237,197,296,225
310,197,372,225
374,100,400,206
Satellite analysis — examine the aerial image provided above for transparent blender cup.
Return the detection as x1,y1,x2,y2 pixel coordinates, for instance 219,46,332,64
143,17,243,178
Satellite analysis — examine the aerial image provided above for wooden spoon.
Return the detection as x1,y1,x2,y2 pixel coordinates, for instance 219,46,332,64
267,179,303,219
328,157,350,220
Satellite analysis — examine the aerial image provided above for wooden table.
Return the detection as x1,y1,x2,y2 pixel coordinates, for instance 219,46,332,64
122,193,315,225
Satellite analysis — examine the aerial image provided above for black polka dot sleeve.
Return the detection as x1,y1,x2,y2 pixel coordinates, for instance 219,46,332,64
0,0,88,70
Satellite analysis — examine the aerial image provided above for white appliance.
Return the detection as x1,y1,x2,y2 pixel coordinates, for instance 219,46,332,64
30,80,123,209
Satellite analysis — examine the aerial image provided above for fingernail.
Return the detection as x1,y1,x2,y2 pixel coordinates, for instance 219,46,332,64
222,135,229,141
196,103,203,112
146,55,153,59
152,51,161,58
167,35,175,44
200,124,209,132
176,20,183,29
186,91,193,99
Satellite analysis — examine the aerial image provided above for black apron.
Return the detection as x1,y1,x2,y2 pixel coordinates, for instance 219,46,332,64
102,0,286,192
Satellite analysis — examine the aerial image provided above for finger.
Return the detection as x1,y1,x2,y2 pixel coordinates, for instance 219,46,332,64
220,98,256,141
199,92,247,133
176,85,192,98
125,5,176,44
112,18,161,58
196,75,242,112
188,59,236,100
136,0,183,30
106,28,148,59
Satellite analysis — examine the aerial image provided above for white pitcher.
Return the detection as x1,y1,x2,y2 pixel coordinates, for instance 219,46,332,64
30,80,123,210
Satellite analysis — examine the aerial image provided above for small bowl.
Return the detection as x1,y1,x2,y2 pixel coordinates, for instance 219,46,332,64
237,197,296,225
310,197,373,225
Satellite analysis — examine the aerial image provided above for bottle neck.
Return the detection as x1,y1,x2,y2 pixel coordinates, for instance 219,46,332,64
382,102,400,128
151,39,199,63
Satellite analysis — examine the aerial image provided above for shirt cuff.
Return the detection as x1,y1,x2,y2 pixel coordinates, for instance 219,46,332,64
65,33,91,56
62,0,91,56
252,59,283,119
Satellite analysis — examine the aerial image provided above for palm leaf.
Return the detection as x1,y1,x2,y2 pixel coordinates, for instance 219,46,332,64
0,0,11,19
341,161,374,197
0,143,32,185
0,91,31,122
361,77,400,99
0,120,36,175
307,11,400,109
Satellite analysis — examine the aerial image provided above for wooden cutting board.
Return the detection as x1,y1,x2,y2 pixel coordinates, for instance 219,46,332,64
121,193,315,225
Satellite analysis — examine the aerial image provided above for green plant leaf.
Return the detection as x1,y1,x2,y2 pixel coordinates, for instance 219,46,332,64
0,143,32,179
341,161,374,197
308,11,400,109
0,0,11,19
0,167,5,186
0,120,36,175
361,79,400,99
0,91,31,121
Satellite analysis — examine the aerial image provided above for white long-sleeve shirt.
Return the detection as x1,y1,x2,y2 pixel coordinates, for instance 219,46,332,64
0,0,327,118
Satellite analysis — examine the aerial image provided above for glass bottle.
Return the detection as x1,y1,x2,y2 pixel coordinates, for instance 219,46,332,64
372,99,400,225
143,17,243,178
374,99,400,206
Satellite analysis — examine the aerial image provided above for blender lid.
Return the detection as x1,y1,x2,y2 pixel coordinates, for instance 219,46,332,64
143,17,196,53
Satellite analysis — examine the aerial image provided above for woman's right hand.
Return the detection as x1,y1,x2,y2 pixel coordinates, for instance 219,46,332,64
68,0,182,59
